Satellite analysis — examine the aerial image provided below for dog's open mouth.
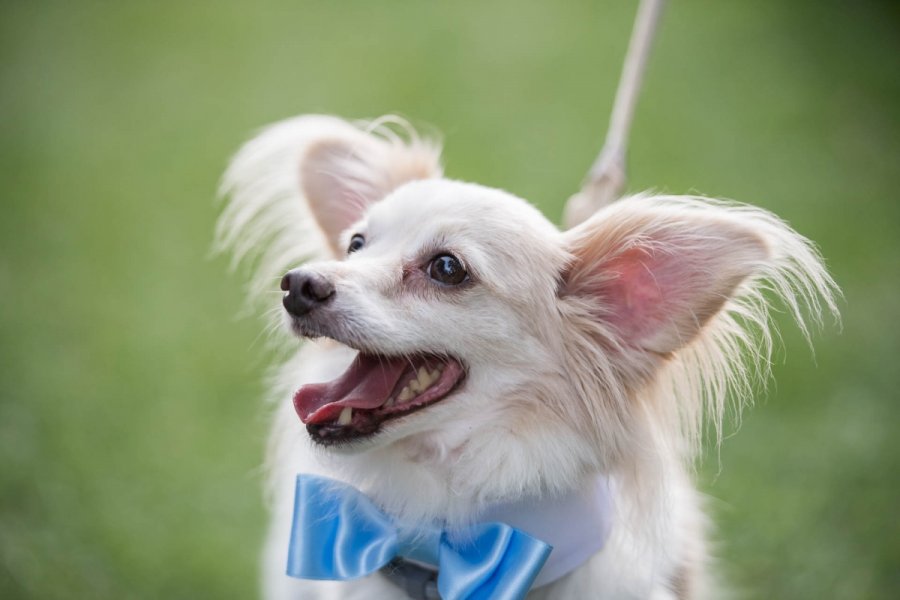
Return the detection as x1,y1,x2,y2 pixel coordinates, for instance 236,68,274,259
293,353,466,445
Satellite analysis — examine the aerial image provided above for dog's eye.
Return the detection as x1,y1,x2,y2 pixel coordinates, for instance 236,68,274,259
347,234,365,254
428,254,468,286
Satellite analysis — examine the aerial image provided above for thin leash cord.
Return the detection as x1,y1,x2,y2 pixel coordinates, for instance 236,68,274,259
564,0,667,228
597,0,667,170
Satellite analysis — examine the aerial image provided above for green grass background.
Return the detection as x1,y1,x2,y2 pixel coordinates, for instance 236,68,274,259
1,1,897,598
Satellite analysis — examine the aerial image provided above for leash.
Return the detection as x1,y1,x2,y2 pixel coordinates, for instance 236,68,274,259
563,0,668,228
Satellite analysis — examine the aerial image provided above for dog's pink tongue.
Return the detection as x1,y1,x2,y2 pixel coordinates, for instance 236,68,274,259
293,353,408,425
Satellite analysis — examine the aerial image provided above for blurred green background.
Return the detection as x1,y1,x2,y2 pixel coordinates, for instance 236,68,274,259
1,1,897,598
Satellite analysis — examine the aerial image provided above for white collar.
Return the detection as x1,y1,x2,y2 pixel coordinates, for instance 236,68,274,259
479,474,613,587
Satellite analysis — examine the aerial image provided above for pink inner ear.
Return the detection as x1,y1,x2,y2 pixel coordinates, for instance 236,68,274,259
301,140,380,257
566,208,769,354
599,248,673,348
574,234,765,354
585,243,751,353
311,186,370,249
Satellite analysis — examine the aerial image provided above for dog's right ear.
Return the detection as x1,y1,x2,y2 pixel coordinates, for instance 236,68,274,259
299,119,442,256
561,198,770,355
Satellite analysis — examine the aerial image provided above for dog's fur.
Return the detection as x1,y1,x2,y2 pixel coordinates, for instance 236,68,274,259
217,115,839,599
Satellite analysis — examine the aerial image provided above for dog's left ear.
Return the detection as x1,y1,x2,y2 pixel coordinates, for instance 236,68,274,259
300,120,442,256
562,201,769,354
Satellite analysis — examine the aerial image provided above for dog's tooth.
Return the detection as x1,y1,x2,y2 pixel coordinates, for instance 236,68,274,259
408,379,421,394
422,372,435,388
398,386,413,402
384,396,395,408
337,407,353,426
417,366,430,388
429,369,441,384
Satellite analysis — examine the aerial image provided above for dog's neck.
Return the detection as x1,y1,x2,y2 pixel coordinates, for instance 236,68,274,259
479,473,613,587
382,473,613,592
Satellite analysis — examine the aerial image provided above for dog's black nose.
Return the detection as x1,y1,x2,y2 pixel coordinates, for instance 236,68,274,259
281,270,335,317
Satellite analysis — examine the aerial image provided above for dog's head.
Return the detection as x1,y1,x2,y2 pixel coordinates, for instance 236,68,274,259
284,176,574,448
220,116,838,510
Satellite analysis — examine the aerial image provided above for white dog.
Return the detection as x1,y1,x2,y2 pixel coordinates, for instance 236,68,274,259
217,115,838,599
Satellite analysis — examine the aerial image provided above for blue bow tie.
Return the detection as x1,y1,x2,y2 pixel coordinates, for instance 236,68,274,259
286,474,553,599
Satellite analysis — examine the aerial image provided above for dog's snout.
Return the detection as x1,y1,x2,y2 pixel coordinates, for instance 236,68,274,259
281,270,335,317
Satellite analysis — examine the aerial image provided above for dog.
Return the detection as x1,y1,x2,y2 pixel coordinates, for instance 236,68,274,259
217,115,839,599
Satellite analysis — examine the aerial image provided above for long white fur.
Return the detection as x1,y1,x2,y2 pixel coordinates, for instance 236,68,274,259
218,115,839,599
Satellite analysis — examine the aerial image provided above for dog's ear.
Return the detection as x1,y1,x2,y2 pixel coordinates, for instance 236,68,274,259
562,200,769,354
300,121,442,256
